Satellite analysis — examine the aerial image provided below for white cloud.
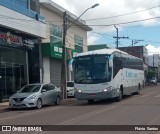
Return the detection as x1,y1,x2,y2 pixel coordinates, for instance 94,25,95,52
51,0,160,28
146,44,160,55
87,34,100,45
51,0,160,47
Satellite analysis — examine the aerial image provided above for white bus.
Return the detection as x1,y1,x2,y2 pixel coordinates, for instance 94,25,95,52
73,48,144,103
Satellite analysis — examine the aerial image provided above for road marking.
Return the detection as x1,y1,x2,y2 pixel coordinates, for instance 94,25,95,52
155,95,160,97
57,96,140,125
141,92,155,98
57,90,158,126
38,97,141,134
0,106,63,122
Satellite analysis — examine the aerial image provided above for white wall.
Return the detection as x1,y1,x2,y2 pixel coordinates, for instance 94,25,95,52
0,5,46,38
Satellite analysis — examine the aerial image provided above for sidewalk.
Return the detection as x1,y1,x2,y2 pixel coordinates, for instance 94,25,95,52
0,101,9,106
61,97,76,104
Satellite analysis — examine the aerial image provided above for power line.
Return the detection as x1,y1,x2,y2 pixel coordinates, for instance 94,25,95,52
2,1,159,24
85,5,160,21
1,12,160,28
77,16,160,27
0,4,160,26
1,9,160,46
90,31,115,41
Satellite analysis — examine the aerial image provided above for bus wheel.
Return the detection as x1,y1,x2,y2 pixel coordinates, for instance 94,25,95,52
88,99,94,103
135,84,141,95
116,90,123,102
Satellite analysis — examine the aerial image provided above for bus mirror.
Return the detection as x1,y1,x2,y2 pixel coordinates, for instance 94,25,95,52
69,59,74,71
109,60,113,68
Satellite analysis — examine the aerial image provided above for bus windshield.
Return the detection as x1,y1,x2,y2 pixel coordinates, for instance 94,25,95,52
74,55,112,84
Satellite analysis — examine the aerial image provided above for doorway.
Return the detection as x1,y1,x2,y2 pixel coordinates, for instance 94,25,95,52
0,47,27,101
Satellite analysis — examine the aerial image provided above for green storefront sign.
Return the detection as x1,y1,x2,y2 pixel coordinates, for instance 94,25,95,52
42,42,79,60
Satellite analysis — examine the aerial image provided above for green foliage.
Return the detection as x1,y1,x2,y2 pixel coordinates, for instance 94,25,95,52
146,70,156,80
145,70,147,77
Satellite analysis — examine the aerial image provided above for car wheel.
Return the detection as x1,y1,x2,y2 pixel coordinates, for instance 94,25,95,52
55,96,61,105
36,99,42,109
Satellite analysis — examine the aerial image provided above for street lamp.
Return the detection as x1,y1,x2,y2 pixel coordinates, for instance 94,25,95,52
131,39,144,46
75,4,99,22
61,4,99,99
68,3,99,29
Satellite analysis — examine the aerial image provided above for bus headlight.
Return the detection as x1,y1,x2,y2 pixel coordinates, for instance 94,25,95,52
75,88,82,93
102,89,108,92
102,86,112,92
77,89,82,93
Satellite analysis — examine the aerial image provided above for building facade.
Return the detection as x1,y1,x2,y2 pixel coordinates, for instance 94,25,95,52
40,0,92,87
148,54,160,81
117,46,149,68
0,0,46,102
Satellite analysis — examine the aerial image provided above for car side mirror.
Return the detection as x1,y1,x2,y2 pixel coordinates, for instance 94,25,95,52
41,89,47,92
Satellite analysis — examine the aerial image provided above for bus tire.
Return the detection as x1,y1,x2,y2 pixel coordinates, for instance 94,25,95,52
87,99,94,103
116,89,123,102
135,84,141,95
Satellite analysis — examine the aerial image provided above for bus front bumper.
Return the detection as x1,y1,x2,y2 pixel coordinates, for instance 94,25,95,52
75,90,118,100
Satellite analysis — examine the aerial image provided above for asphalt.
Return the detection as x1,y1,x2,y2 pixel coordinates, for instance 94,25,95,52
0,97,77,111
0,84,157,111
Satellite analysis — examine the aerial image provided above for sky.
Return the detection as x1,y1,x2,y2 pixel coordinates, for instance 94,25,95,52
51,0,160,56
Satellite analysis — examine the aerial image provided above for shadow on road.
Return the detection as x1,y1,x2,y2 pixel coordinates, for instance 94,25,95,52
74,95,134,106
0,104,60,114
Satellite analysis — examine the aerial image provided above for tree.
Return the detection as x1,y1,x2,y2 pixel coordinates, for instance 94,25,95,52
146,69,156,81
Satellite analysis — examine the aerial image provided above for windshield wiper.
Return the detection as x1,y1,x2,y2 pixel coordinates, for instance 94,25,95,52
77,78,92,83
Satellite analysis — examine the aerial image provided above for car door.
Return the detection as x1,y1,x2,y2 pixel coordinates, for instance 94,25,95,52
41,84,50,104
48,84,57,103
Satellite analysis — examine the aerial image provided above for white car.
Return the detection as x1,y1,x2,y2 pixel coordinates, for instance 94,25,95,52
151,78,157,85
67,81,75,97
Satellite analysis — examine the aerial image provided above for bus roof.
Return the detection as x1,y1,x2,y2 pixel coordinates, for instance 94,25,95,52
75,48,143,60
75,48,128,57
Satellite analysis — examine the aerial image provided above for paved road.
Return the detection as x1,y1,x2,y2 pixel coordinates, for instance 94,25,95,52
0,85,160,134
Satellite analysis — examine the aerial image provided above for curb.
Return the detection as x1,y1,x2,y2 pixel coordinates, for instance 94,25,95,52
0,102,9,106
61,98,77,104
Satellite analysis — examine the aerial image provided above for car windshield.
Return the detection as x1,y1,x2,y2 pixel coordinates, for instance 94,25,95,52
18,85,41,93
67,82,74,87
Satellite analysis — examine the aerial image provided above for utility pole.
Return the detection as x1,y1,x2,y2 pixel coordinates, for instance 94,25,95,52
114,25,118,48
153,54,155,67
113,25,128,48
61,11,67,99
60,4,99,99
